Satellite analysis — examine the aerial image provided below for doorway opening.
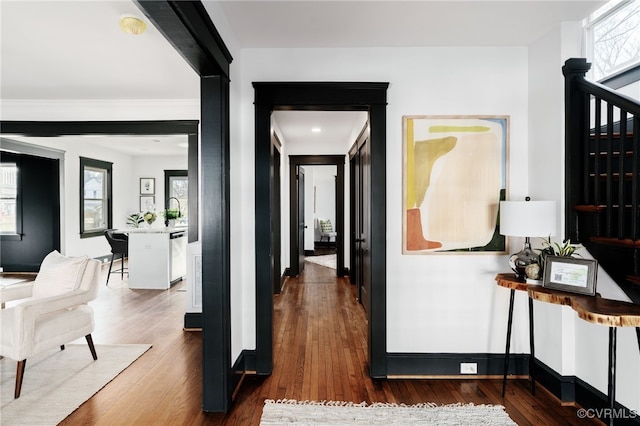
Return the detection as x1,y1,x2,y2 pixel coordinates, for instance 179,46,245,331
288,156,346,278
254,82,389,378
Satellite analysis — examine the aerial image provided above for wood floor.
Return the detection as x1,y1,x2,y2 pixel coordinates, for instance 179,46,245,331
58,259,601,425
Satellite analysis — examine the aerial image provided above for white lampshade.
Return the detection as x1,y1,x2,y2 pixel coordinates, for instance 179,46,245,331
499,200,557,238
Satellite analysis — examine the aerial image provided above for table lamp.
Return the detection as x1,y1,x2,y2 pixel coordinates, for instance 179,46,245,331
499,197,557,281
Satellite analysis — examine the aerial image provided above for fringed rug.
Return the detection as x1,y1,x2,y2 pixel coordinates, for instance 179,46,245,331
260,399,517,425
305,254,337,270
1,343,151,425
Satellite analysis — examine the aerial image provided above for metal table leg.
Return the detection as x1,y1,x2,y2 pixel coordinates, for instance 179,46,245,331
502,289,515,397
608,327,617,426
529,296,535,396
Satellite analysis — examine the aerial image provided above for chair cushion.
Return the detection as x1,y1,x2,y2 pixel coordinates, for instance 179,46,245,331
319,219,333,233
32,251,89,298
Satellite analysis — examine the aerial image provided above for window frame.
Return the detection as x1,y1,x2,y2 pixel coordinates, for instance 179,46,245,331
585,0,640,83
0,160,22,241
80,157,112,238
164,169,188,226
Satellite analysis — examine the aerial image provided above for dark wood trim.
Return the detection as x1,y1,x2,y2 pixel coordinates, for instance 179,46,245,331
200,75,232,412
184,312,202,330
79,157,113,239
134,1,232,78
188,134,199,243
253,82,388,378
0,120,199,136
387,353,529,376
288,155,345,277
600,63,640,91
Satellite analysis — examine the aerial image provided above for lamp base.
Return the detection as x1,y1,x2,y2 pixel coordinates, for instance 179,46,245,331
509,239,538,281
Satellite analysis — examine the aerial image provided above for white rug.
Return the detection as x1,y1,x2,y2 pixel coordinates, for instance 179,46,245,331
305,254,337,270
260,399,517,425
1,343,151,425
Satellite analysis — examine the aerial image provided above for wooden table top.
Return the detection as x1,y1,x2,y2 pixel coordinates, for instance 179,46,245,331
496,273,640,328
495,273,531,292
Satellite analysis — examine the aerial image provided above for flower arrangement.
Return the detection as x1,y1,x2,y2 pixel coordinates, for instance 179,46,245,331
525,237,582,280
127,213,144,228
143,211,157,225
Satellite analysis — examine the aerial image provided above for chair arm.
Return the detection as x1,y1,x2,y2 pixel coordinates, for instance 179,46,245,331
11,288,93,327
1,281,34,305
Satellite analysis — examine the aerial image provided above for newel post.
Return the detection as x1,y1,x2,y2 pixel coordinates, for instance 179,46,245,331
562,58,591,242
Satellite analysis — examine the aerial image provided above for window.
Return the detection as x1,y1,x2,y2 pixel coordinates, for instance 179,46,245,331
0,162,21,239
165,170,188,226
586,0,640,81
80,157,112,238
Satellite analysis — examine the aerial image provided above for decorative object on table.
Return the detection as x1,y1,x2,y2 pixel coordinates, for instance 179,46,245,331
164,197,182,227
530,237,582,280
139,177,155,195
126,213,144,228
402,115,509,254
542,255,598,296
139,195,155,212
143,211,157,225
499,197,556,281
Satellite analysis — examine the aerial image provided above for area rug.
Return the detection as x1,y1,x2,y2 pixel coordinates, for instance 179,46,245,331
305,254,337,270
260,399,517,425
1,343,151,426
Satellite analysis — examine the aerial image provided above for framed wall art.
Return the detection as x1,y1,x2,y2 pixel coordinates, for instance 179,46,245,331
402,115,509,254
140,195,155,212
542,256,598,296
140,177,155,195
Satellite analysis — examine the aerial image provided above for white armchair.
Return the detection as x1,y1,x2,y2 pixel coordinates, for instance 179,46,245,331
0,251,101,398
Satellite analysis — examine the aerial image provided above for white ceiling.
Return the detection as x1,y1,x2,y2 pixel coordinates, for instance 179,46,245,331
0,0,606,154
215,0,605,48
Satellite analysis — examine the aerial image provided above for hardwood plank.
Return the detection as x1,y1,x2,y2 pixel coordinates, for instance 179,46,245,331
57,260,602,425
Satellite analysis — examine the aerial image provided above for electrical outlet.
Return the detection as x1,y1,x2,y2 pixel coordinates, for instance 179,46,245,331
460,362,477,374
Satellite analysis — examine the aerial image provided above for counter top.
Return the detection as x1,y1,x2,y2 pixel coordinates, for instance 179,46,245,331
119,226,187,234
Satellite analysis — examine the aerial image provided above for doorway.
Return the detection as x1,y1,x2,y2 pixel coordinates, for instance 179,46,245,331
254,82,389,378
288,155,345,278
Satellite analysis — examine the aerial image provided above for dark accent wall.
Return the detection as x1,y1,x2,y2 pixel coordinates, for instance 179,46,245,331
0,151,60,271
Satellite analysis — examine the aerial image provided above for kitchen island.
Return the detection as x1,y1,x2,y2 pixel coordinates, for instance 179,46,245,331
125,227,187,290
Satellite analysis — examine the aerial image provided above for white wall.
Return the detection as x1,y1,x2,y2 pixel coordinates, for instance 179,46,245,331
237,46,530,356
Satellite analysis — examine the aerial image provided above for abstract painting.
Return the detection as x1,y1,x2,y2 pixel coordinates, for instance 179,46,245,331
402,116,508,254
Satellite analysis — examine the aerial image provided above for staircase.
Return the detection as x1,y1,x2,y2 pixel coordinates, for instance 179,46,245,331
564,58,640,303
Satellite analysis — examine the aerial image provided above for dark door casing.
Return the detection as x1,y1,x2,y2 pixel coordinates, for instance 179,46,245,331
297,166,306,276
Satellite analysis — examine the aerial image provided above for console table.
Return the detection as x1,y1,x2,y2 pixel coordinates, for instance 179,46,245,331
529,285,640,426
497,273,640,426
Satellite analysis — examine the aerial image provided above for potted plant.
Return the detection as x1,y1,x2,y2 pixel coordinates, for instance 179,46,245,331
127,213,144,228
163,208,182,227
525,237,581,281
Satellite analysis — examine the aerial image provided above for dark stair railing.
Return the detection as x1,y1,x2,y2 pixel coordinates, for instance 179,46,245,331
564,58,640,303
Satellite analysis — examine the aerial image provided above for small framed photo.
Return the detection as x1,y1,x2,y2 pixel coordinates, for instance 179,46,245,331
140,196,155,212
543,256,598,296
140,178,155,195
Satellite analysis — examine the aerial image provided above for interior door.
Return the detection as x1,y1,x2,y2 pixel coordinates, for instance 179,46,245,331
297,166,306,275
351,130,371,313
359,137,371,313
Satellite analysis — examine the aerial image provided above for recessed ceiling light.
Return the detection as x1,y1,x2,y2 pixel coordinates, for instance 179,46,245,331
311,127,321,133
